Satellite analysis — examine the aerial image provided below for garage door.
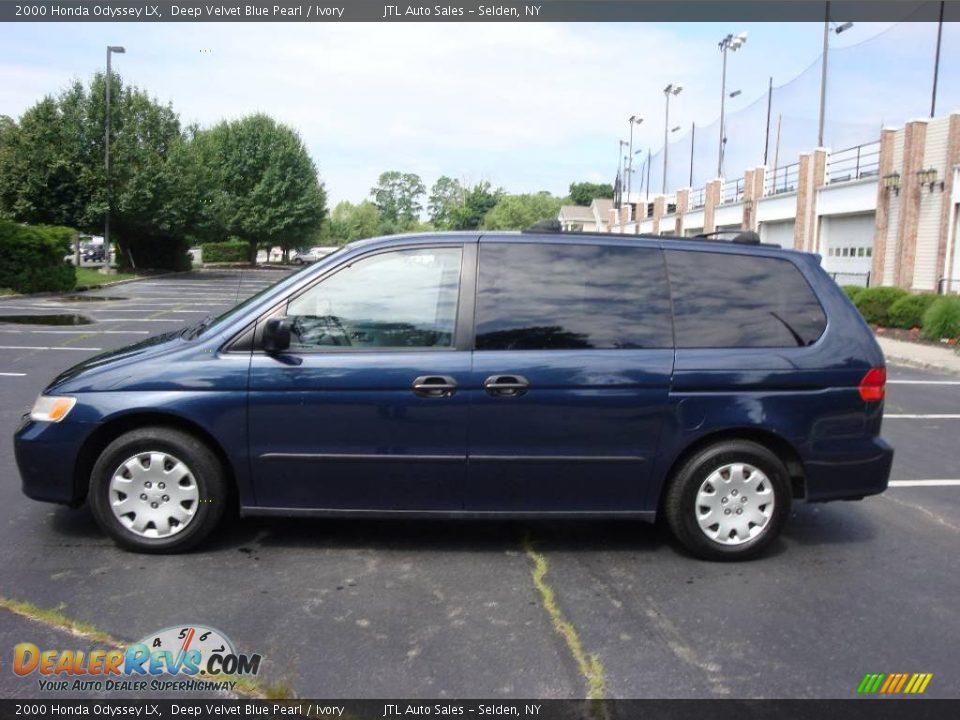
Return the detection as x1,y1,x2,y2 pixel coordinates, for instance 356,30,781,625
759,219,795,247
820,213,875,286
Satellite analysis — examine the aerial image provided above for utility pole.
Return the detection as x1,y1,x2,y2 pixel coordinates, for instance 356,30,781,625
662,84,682,194
931,0,944,117
717,32,747,178
763,76,773,165
105,45,125,258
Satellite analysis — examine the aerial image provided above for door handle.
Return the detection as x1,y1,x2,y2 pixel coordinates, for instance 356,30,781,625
412,375,458,398
483,374,530,397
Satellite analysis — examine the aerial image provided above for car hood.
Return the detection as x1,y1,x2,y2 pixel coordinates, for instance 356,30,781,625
45,330,187,393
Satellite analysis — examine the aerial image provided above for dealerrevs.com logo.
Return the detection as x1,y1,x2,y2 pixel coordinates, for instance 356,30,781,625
13,625,262,693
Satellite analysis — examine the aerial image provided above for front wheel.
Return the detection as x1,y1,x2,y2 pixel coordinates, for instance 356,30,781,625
88,427,227,553
663,440,791,561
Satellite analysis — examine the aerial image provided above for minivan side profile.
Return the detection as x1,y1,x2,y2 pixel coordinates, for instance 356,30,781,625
14,231,893,559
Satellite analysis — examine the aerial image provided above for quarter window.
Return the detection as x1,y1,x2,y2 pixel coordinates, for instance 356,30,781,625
286,247,462,350
475,243,672,350
666,250,826,348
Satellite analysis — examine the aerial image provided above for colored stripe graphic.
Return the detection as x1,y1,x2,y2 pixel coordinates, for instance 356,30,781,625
858,672,933,694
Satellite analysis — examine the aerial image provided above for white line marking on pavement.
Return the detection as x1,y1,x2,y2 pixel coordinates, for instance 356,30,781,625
0,329,150,335
0,345,101,351
96,318,183,322
888,380,960,385
885,414,960,419
889,480,960,487
0,372,26,376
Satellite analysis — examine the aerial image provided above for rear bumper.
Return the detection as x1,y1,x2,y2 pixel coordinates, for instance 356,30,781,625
14,415,91,506
803,437,894,501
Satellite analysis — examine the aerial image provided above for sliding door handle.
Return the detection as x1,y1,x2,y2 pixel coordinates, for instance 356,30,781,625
412,375,458,398
483,374,529,397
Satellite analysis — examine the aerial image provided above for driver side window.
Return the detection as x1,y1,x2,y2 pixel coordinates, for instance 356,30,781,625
286,247,462,350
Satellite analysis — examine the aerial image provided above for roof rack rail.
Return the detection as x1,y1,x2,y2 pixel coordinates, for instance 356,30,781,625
694,230,761,245
523,219,562,233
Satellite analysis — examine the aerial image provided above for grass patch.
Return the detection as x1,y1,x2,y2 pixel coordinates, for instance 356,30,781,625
75,267,139,288
522,536,606,700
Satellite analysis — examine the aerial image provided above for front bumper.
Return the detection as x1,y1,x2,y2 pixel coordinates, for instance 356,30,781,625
14,415,93,506
803,437,894,501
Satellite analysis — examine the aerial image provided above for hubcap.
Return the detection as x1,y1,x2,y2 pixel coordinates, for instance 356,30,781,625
695,462,774,546
108,451,199,539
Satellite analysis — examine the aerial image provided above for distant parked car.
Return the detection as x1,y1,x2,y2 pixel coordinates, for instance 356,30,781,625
291,247,337,265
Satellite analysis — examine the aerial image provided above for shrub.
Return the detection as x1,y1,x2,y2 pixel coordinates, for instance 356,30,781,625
888,293,939,329
922,297,960,340
853,286,909,326
841,285,865,304
201,240,249,263
0,220,76,293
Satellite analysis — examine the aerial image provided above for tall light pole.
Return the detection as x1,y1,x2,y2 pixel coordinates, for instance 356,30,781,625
662,83,682,194
617,139,629,207
105,45,125,257
627,115,643,204
817,2,853,147
717,31,747,178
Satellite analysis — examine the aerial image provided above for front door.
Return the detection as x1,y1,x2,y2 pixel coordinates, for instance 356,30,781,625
248,242,474,511
465,240,675,512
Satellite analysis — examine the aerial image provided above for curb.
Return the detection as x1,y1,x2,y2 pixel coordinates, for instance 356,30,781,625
881,352,960,375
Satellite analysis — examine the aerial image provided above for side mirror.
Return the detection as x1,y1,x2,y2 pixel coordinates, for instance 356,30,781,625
262,317,292,354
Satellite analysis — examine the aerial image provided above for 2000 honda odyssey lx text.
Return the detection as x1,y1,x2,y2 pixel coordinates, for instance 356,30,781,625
14,230,894,559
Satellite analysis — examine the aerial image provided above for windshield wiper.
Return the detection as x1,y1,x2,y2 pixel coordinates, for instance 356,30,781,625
181,314,213,340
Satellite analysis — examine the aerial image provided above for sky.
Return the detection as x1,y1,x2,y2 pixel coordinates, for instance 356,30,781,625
0,19,954,206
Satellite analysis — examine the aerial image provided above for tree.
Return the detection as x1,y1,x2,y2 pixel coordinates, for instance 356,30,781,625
428,176,464,228
568,181,614,206
481,192,564,230
328,200,381,243
449,181,503,230
195,114,328,263
370,171,425,229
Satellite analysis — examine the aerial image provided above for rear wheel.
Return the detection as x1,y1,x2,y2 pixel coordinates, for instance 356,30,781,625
88,427,226,553
663,440,791,561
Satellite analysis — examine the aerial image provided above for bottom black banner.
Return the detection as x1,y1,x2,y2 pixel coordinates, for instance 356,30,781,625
1,700,959,720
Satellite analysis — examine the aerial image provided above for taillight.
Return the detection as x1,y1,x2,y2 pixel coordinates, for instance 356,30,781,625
859,367,886,402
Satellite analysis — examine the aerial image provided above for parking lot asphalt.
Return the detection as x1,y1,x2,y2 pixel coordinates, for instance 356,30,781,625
0,269,958,700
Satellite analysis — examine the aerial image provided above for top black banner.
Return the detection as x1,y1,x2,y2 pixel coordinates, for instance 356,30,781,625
1,0,958,23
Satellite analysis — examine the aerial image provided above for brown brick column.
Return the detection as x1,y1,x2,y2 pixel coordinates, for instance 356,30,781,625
703,180,722,234
620,204,631,233
872,128,897,286
652,196,665,235
675,188,689,235
608,208,619,233
896,120,929,288
937,114,960,288
793,153,811,250
742,170,755,230
794,150,828,252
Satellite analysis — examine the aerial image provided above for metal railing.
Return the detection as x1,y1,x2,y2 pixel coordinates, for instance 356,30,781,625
826,141,881,185
721,178,745,205
767,162,799,196
689,187,706,209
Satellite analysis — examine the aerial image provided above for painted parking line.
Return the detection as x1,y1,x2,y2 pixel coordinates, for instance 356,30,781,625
889,480,960,487
884,414,960,419
96,318,186,322
0,329,150,335
0,372,26,377
888,380,960,385
0,345,101,351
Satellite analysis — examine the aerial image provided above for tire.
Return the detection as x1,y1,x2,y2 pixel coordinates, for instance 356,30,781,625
88,427,227,553
663,440,791,561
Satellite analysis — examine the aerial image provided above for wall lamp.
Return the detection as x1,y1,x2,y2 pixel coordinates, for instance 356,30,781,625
917,167,944,192
882,172,901,196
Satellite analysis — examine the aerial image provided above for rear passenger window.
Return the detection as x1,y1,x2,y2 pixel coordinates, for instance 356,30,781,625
475,243,672,350
666,250,826,348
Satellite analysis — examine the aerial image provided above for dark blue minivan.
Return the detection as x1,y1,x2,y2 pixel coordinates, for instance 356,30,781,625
14,230,893,559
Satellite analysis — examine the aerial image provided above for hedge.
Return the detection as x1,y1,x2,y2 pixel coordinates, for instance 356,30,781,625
887,293,939,329
201,240,249,263
853,287,909,326
841,285,865,304
0,220,76,293
922,297,960,340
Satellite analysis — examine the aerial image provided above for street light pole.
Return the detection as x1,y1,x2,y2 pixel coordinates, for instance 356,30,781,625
662,84,682,194
817,3,853,147
717,31,747,178
627,115,643,205
105,45,125,259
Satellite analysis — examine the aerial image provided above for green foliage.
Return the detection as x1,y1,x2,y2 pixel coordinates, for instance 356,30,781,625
853,287,909,326
371,171,425,229
329,200,382,242
201,240,249,263
428,176,464,228
887,293,939,329
0,220,76,293
841,285,865,304
450,181,503,230
193,114,327,261
921,297,960,340
482,192,564,230
568,181,614,206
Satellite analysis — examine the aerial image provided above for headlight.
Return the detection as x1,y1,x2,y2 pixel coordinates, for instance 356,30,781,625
30,395,77,423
